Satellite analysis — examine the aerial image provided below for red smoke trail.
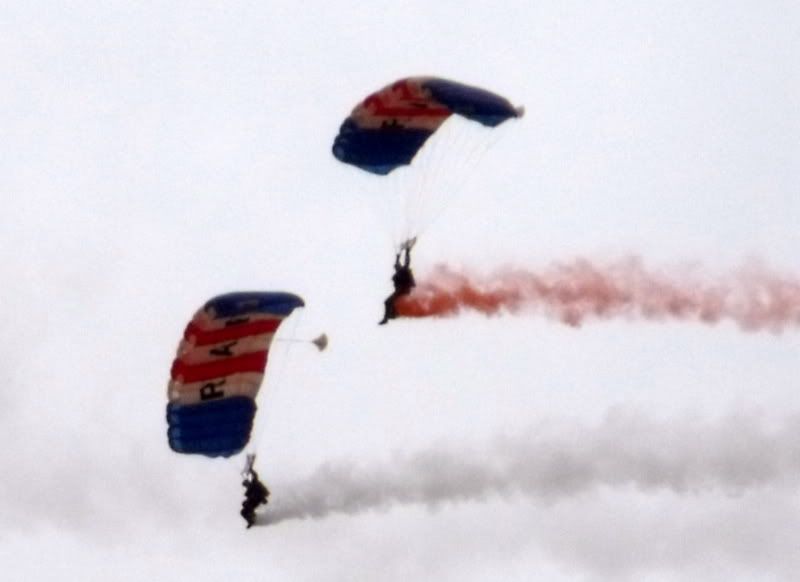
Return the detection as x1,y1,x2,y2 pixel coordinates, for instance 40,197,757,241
396,257,800,332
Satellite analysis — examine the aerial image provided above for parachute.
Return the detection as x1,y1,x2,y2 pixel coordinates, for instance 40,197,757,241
332,77,523,245
332,76,524,175
166,292,305,458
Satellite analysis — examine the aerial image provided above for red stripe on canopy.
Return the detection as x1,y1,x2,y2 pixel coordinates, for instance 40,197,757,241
171,351,269,383
184,319,280,346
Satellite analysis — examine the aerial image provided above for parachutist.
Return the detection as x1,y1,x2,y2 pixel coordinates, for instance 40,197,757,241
379,239,416,325
241,467,270,529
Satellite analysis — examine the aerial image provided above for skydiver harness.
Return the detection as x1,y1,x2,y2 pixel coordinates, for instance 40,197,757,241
380,241,416,325
241,454,270,528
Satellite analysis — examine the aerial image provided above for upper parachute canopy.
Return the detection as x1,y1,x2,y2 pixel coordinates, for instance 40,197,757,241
166,292,304,458
332,77,524,175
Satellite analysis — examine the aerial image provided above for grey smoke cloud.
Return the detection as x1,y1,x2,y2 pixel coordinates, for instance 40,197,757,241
264,410,800,525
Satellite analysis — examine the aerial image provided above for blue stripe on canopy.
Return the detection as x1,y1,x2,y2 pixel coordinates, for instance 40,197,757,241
332,119,433,175
205,292,305,319
167,397,257,457
422,78,520,127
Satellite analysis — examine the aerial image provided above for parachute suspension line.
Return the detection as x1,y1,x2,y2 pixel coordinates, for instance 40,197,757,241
270,308,304,395
241,453,256,478
393,168,422,249
276,334,328,351
420,119,461,224
396,117,464,244
359,175,406,251
429,120,480,211
356,161,408,251
406,121,449,237
378,190,404,251
248,308,305,457
415,126,504,241
418,145,496,241
402,118,508,243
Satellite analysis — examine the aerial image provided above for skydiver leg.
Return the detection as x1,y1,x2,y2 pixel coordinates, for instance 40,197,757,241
241,505,256,528
380,293,397,325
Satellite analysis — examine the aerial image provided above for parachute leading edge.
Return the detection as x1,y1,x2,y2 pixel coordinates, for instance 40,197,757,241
332,77,523,175
166,291,304,458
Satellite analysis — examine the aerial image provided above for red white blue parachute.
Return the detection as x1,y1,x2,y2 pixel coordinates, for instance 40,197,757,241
332,77,524,175
332,77,523,245
166,292,304,458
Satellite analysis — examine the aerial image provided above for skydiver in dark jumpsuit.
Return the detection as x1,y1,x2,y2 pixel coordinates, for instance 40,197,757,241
240,468,270,528
379,238,416,325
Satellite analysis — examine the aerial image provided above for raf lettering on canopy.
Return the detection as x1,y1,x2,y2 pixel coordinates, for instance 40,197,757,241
200,379,226,401
210,341,237,357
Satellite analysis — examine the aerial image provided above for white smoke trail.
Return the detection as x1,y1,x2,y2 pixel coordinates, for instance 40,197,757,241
262,410,800,526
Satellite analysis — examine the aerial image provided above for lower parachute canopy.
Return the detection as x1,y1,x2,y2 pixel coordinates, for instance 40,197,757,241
166,292,304,457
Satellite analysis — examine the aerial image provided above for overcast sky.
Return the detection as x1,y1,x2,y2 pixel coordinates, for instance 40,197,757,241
2,2,799,581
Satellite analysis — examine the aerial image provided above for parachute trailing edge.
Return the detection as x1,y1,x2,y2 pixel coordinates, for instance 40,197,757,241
166,291,304,458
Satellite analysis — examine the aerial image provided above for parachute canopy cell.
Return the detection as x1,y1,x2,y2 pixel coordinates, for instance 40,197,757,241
332,77,523,175
166,292,304,458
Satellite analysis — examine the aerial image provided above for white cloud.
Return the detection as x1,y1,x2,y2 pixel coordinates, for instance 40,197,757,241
2,1,798,580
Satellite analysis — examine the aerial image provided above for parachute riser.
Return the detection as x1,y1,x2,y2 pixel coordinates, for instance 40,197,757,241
241,453,256,478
